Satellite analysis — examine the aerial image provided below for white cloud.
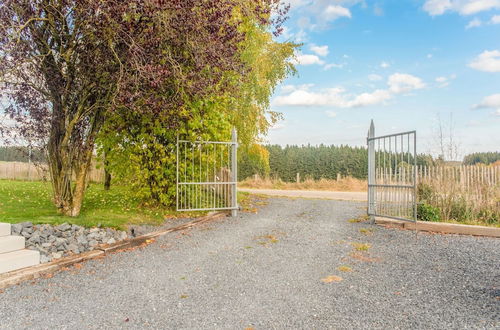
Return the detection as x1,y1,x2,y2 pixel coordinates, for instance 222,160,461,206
423,0,500,16
490,14,500,23
380,61,390,68
324,63,344,70
388,73,426,94
292,53,325,66
323,5,352,21
280,84,314,94
423,0,452,15
466,18,482,28
474,93,500,109
273,73,425,108
434,74,456,88
368,74,383,81
325,110,337,118
310,44,329,57
469,50,500,72
474,93,500,115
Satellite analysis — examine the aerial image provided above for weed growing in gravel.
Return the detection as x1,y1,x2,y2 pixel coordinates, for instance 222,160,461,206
352,242,370,251
348,218,361,223
321,275,343,283
359,228,374,235
337,265,353,272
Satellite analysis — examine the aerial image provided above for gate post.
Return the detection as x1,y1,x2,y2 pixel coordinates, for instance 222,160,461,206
231,128,238,217
367,120,376,223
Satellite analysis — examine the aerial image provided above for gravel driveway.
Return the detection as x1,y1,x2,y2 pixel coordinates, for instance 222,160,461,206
1,197,499,329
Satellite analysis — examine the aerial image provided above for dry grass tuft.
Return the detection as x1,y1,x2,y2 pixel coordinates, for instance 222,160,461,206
351,242,370,251
321,275,343,283
337,265,353,272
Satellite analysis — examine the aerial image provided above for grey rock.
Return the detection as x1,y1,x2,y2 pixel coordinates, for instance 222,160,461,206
22,227,34,235
20,221,33,228
57,223,71,231
40,254,51,263
107,238,116,245
51,252,62,259
41,242,52,248
89,240,98,247
77,235,88,245
11,223,23,235
67,243,79,254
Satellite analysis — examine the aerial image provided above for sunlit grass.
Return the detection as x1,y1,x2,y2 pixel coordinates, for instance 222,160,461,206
0,180,202,229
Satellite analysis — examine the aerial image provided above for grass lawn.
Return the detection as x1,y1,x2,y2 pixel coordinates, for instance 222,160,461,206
0,180,206,229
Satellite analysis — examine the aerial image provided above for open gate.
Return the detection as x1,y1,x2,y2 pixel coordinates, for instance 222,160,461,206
176,128,238,217
367,120,417,222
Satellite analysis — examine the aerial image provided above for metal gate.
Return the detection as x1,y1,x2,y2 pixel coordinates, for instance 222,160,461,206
176,128,238,217
367,120,417,222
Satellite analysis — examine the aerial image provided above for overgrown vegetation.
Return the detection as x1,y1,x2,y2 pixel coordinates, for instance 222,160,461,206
463,152,500,165
417,180,499,226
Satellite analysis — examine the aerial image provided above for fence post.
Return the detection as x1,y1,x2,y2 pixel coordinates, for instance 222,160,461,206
231,128,238,217
368,120,375,222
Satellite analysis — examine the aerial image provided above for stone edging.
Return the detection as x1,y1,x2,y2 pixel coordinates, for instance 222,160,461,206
375,217,500,238
0,212,227,290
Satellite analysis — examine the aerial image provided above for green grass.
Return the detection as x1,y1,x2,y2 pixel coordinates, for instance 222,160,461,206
0,180,205,229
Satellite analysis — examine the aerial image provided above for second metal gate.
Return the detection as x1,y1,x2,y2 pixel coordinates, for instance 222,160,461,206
176,128,238,216
367,120,417,222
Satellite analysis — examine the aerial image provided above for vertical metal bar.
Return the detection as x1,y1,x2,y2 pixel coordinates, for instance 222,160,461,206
231,128,238,217
413,132,417,223
176,136,179,211
367,120,375,222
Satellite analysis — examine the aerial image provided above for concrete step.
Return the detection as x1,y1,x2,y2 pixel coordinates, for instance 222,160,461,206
0,236,25,254
0,249,40,274
0,223,11,237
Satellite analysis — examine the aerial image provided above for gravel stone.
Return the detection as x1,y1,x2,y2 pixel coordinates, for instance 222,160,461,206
8,223,129,263
57,223,71,231
11,223,23,235
0,198,498,329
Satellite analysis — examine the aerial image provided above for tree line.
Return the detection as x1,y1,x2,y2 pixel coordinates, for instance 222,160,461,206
462,152,500,165
239,144,438,182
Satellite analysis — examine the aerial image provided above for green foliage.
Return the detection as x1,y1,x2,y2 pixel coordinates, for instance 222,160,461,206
463,152,500,165
238,144,270,180
238,145,436,181
417,203,441,222
99,6,296,206
263,144,368,181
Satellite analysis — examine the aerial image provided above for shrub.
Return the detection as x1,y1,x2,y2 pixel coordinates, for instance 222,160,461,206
417,203,441,222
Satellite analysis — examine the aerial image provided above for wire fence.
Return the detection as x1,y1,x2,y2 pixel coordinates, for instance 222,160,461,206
0,161,105,183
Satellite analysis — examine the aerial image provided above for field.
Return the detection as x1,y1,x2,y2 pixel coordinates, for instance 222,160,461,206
0,180,194,229
239,176,367,192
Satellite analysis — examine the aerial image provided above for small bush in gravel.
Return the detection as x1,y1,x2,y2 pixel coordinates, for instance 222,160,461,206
12,222,128,263
337,265,353,272
351,242,370,251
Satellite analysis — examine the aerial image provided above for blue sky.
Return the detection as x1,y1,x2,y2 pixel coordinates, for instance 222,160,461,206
268,0,500,159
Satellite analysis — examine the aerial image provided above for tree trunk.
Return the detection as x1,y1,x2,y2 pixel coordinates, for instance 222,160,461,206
103,150,111,190
104,169,112,190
